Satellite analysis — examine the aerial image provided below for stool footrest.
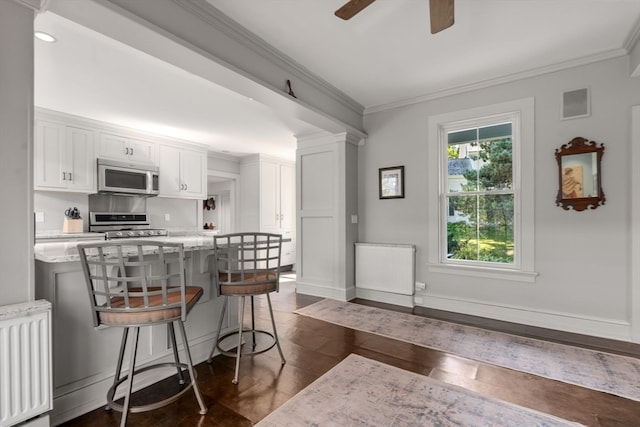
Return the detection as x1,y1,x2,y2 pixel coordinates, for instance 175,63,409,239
106,361,196,413
216,329,277,358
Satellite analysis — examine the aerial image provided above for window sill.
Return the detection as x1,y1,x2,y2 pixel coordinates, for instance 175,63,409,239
427,263,538,283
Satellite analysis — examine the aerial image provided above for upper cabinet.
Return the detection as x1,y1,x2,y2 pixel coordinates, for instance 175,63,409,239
158,144,207,199
34,109,209,200
35,119,95,193
98,132,155,164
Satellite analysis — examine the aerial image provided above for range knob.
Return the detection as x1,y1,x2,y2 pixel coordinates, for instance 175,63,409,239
127,231,135,237
115,231,123,237
138,230,145,236
148,230,156,236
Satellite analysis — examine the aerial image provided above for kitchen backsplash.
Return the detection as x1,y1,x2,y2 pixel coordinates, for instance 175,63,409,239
35,192,89,234
35,191,199,234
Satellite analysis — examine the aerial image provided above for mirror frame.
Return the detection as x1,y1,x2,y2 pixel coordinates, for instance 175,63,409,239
555,137,605,211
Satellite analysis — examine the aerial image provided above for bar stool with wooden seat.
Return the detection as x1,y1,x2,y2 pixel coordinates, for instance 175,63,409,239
207,232,286,384
77,240,208,426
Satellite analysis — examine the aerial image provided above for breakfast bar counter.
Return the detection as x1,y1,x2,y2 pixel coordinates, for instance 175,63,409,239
34,232,233,426
34,234,216,263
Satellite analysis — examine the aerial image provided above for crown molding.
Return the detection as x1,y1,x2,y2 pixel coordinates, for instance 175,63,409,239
172,0,364,117
364,48,628,115
334,132,366,147
11,0,46,11
624,14,640,53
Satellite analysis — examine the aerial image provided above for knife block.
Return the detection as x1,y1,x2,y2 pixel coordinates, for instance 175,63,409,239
63,218,83,233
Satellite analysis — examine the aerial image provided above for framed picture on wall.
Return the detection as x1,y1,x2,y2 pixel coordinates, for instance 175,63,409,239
379,166,405,199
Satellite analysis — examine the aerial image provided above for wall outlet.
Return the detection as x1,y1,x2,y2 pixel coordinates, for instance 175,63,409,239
164,213,170,221
35,212,45,223
414,296,423,305
415,281,426,291
351,214,358,224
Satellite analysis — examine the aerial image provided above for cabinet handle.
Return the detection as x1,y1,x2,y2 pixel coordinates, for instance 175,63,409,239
62,172,66,181
130,147,133,156
68,172,72,181
280,214,284,220
125,147,129,155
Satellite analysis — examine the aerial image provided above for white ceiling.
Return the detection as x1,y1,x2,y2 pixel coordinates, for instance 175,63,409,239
34,1,640,159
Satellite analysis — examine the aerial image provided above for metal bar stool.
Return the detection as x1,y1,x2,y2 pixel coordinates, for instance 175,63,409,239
207,232,286,384
77,241,208,426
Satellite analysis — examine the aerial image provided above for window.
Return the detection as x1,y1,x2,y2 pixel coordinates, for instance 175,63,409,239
427,99,537,282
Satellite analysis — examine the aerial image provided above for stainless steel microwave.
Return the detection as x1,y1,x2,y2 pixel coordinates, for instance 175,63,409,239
97,158,159,196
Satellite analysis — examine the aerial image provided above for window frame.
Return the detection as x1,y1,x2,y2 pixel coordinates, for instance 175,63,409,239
427,98,537,283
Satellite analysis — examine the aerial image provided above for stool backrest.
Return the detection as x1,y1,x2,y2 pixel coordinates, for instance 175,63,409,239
77,241,187,327
213,233,282,296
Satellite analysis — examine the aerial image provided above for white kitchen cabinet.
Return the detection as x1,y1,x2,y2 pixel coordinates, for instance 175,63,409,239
98,132,155,164
158,144,207,199
35,119,95,192
240,155,296,265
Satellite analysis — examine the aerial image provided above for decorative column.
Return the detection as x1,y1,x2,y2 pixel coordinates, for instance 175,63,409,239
0,0,40,304
295,131,364,300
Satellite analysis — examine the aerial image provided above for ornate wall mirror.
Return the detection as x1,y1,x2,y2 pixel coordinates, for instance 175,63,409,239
555,137,605,211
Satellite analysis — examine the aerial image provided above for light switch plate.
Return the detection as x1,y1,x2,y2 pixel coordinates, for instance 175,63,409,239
35,212,45,223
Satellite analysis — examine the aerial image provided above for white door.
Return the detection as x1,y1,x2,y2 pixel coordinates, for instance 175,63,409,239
34,120,66,189
260,161,280,230
65,126,95,192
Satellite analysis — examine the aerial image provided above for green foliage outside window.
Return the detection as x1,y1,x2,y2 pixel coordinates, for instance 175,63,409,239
447,137,514,263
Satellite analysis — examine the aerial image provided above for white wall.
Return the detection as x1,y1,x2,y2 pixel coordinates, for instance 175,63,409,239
0,0,35,305
359,56,640,341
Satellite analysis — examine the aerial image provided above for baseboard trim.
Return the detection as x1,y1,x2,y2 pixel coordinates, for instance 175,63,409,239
419,293,632,343
354,288,414,308
296,281,354,301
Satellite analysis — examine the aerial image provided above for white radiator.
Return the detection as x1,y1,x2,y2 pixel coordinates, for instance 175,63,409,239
0,300,52,427
355,243,416,307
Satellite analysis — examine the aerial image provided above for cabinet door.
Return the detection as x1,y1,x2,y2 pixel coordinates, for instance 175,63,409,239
180,149,206,198
35,119,66,189
98,133,155,163
158,145,182,196
98,132,129,160
260,161,280,230
127,138,155,163
279,163,295,230
65,127,95,192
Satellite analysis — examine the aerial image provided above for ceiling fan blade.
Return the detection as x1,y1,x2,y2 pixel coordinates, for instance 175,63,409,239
429,0,454,34
335,0,376,20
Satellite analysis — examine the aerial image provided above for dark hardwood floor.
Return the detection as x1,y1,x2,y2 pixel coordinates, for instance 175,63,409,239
60,278,640,426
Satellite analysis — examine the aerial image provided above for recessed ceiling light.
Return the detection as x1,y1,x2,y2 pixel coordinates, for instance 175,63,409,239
34,31,56,43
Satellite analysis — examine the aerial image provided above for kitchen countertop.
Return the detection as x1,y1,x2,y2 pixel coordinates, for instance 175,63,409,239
34,235,215,263
35,231,107,242
0,299,51,321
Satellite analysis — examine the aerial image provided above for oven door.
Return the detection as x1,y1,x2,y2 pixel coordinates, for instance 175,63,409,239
97,160,159,196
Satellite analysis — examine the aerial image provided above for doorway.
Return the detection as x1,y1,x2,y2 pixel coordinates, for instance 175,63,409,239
205,171,239,234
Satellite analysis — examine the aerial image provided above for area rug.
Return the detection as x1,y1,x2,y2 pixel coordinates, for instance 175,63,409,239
295,299,640,401
256,353,582,426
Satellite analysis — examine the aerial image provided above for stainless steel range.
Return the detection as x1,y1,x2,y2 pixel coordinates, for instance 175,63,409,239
89,212,168,240
88,193,167,240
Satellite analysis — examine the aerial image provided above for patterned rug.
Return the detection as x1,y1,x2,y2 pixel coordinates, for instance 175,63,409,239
256,354,582,426
295,299,640,401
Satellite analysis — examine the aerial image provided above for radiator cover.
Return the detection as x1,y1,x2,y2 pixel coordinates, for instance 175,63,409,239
0,300,52,427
